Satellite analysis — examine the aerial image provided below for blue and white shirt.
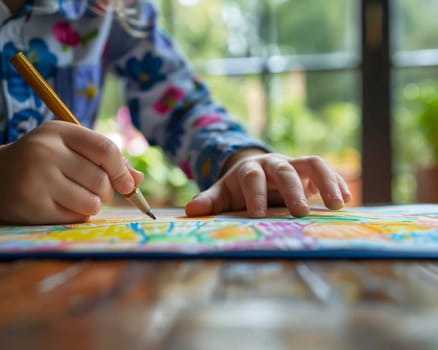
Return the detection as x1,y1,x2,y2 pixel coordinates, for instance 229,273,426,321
0,0,268,190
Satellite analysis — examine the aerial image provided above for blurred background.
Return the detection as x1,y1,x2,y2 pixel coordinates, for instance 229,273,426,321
96,0,438,208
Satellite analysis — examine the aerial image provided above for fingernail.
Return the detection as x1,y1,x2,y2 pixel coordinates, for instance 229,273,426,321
123,157,131,167
295,198,309,208
252,208,266,218
329,192,344,208
121,180,135,194
192,193,201,200
292,199,310,217
124,157,142,175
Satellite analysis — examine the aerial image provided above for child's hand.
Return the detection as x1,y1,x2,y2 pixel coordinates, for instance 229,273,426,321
185,149,352,218
0,121,143,224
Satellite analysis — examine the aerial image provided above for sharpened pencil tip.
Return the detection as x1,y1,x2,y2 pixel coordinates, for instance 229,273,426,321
147,210,157,220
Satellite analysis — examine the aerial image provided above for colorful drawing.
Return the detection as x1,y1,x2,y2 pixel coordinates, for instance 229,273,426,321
2,205,438,258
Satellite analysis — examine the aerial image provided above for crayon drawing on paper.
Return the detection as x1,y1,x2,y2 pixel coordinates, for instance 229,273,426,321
1,205,438,258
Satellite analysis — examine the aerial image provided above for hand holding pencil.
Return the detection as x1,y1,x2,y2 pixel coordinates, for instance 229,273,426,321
0,51,155,224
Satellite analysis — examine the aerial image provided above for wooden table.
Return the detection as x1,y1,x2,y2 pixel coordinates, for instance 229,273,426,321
1,259,438,349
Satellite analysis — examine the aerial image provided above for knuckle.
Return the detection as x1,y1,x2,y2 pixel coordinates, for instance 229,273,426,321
252,192,266,203
266,158,293,175
93,171,109,189
92,173,113,201
96,137,120,158
307,155,325,166
322,178,339,188
272,161,293,174
239,167,262,180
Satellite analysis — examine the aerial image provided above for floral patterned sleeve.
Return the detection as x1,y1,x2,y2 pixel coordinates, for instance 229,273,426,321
105,4,269,190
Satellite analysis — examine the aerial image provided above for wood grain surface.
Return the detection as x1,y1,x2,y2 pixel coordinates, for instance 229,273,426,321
0,260,437,349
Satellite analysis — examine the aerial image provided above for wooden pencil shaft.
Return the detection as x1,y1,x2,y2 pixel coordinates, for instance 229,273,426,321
10,52,81,125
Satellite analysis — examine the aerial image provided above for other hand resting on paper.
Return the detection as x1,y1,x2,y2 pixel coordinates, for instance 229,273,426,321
0,121,143,224
185,148,352,218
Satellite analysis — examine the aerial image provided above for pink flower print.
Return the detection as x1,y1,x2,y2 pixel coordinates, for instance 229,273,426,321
52,21,98,50
52,21,81,48
192,115,222,129
153,87,184,115
180,160,193,179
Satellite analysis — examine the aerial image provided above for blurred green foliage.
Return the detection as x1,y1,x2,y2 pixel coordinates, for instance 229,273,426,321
393,0,438,51
124,147,199,207
393,79,438,202
97,0,438,206
97,0,361,206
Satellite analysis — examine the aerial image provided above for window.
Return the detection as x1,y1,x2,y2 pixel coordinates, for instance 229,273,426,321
392,0,438,203
156,0,362,205
99,0,438,206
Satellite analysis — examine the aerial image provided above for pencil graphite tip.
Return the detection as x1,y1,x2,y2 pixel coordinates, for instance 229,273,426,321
124,187,155,219
147,210,157,220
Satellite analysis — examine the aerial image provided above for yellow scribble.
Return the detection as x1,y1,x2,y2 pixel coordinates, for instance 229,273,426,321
208,226,255,241
304,222,384,240
39,225,139,242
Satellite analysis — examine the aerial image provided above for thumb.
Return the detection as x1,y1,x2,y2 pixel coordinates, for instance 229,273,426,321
185,192,214,217
185,185,226,216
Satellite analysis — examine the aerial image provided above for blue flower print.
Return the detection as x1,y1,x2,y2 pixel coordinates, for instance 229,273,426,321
8,109,44,142
117,53,166,91
3,40,57,105
26,39,58,81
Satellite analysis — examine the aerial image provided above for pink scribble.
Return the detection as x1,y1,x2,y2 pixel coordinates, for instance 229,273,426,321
255,221,307,237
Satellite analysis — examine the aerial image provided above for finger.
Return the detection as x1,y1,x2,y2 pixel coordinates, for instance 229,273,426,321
123,157,144,185
263,157,310,217
185,184,232,216
294,156,344,210
237,161,267,217
19,206,90,225
45,203,91,224
61,123,135,195
50,172,102,216
60,151,114,202
1,196,90,225
337,174,352,203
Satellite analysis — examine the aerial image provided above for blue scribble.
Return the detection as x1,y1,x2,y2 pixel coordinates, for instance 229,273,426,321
129,222,149,243
390,230,438,244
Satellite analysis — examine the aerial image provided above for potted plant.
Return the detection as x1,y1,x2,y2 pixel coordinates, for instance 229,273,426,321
410,83,438,203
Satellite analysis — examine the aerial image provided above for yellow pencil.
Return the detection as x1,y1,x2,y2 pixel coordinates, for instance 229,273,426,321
10,51,156,220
